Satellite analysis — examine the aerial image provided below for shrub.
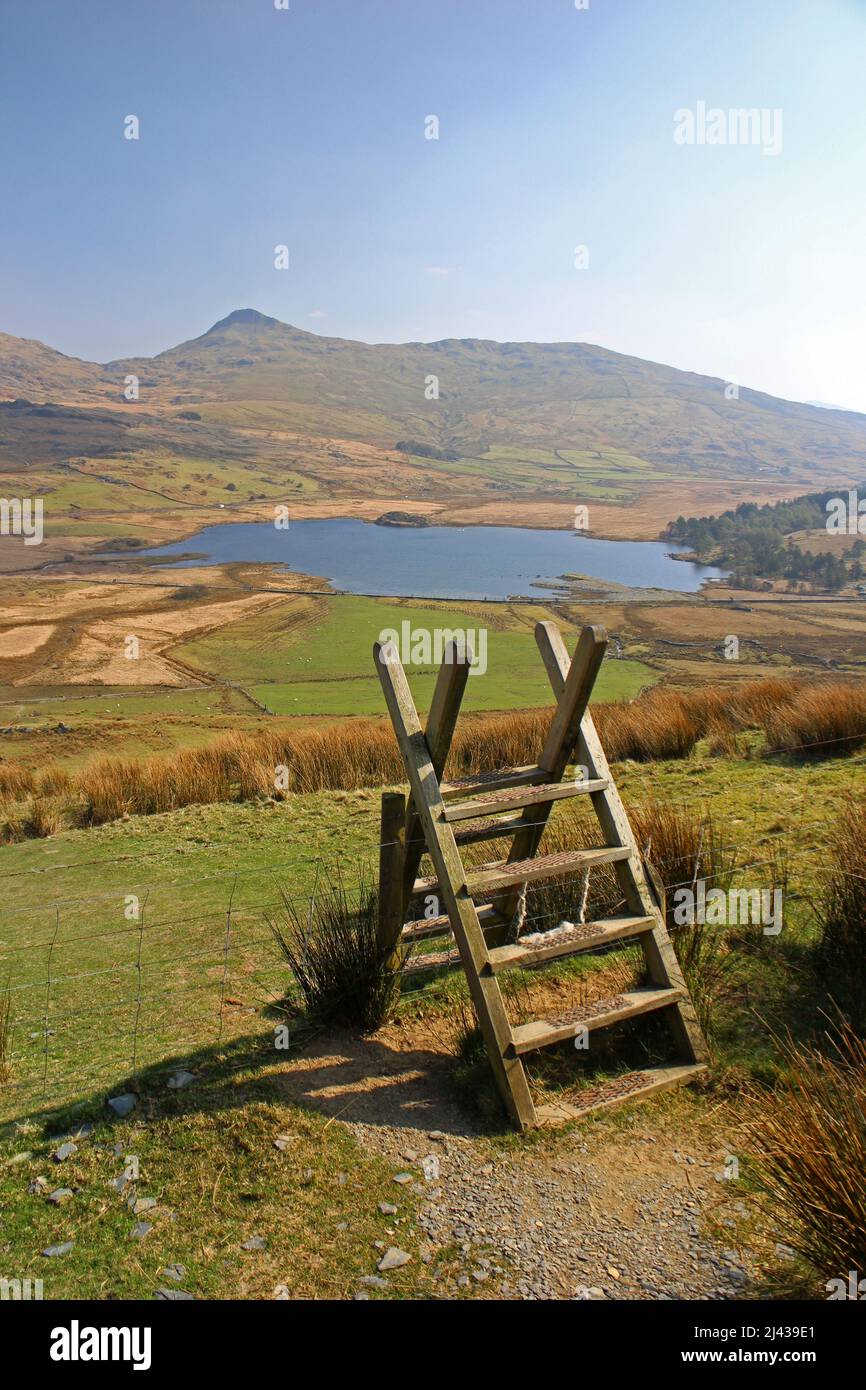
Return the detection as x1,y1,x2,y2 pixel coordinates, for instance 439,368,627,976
269,870,398,1031
746,1022,866,1284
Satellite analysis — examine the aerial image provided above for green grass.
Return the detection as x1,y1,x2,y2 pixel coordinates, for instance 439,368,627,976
0,1061,437,1300
0,790,384,1118
0,686,261,771
1,743,861,1120
3,452,322,546
2,741,865,1296
175,594,656,715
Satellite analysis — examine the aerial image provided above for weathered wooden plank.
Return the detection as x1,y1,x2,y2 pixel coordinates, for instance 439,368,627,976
377,790,406,962
399,638,472,917
374,638,537,1129
413,845,630,899
539,624,608,777
534,620,709,1066
453,815,528,847
534,1063,708,1126
443,777,607,822
401,902,502,944
486,914,654,973
509,985,682,1054
439,764,545,799
495,625,608,922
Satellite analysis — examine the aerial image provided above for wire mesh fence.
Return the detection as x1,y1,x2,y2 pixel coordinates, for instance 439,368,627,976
0,795,851,1125
0,838,386,1122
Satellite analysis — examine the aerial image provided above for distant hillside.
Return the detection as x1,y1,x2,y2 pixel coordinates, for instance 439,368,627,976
2,308,866,521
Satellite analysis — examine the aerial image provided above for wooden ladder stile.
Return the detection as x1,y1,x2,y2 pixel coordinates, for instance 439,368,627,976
374,623,709,1132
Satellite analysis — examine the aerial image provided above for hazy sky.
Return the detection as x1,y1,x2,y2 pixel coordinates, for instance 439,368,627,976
2,0,865,409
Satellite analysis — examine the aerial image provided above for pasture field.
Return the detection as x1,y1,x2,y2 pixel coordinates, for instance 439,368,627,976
0,685,262,771
4,555,866,775
175,593,656,716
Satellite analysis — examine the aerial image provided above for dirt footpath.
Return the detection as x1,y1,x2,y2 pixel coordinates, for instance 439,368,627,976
277,1027,761,1301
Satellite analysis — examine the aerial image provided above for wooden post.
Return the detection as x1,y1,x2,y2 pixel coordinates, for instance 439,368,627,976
377,791,406,962
400,638,472,918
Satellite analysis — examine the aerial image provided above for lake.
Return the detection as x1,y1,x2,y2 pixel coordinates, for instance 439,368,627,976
120,517,726,600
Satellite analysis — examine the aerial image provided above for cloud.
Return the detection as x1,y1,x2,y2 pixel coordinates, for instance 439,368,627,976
424,266,452,276
308,309,326,319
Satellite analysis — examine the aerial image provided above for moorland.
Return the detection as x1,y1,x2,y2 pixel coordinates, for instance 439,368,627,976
2,312,866,1302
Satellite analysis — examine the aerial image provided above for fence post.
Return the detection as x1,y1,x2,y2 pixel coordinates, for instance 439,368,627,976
378,791,406,962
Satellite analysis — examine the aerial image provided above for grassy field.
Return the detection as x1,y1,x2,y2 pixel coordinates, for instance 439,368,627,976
1,731,864,1298
175,593,655,715
0,1074,436,1300
0,743,858,1120
0,686,263,771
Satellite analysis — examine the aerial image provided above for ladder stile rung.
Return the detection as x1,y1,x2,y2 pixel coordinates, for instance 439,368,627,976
412,845,631,900
400,903,501,944
439,764,547,800
509,986,682,1055
486,914,654,973
453,814,527,846
442,777,608,822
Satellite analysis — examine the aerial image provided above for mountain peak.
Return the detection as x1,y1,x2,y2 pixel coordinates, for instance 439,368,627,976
206,308,282,333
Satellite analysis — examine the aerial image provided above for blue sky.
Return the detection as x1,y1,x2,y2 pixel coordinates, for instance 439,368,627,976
2,0,865,409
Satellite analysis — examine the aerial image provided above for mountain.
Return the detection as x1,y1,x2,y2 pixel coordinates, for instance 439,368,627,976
2,309,866,529
805,400,863,415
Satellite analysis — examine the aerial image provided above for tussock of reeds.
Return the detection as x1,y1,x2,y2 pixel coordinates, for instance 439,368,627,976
815,795,866,1032
761,681,866,758
745,1021,866,1282
597,691,698,761
0,763,33,798
269,870,397,1031
629,801,740,921
629,801,740,1037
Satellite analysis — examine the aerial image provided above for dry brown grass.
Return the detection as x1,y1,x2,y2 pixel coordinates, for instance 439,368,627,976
79,745,234,821
0,673,857,842
745,1021,866,1284
597,691,698,761
815,795,866,1032
761,681,866,758
629,800,740,916
0,763,33,798
679,675,801,735
628,801,740,1038
0,985,10,1086
23,795,66,838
